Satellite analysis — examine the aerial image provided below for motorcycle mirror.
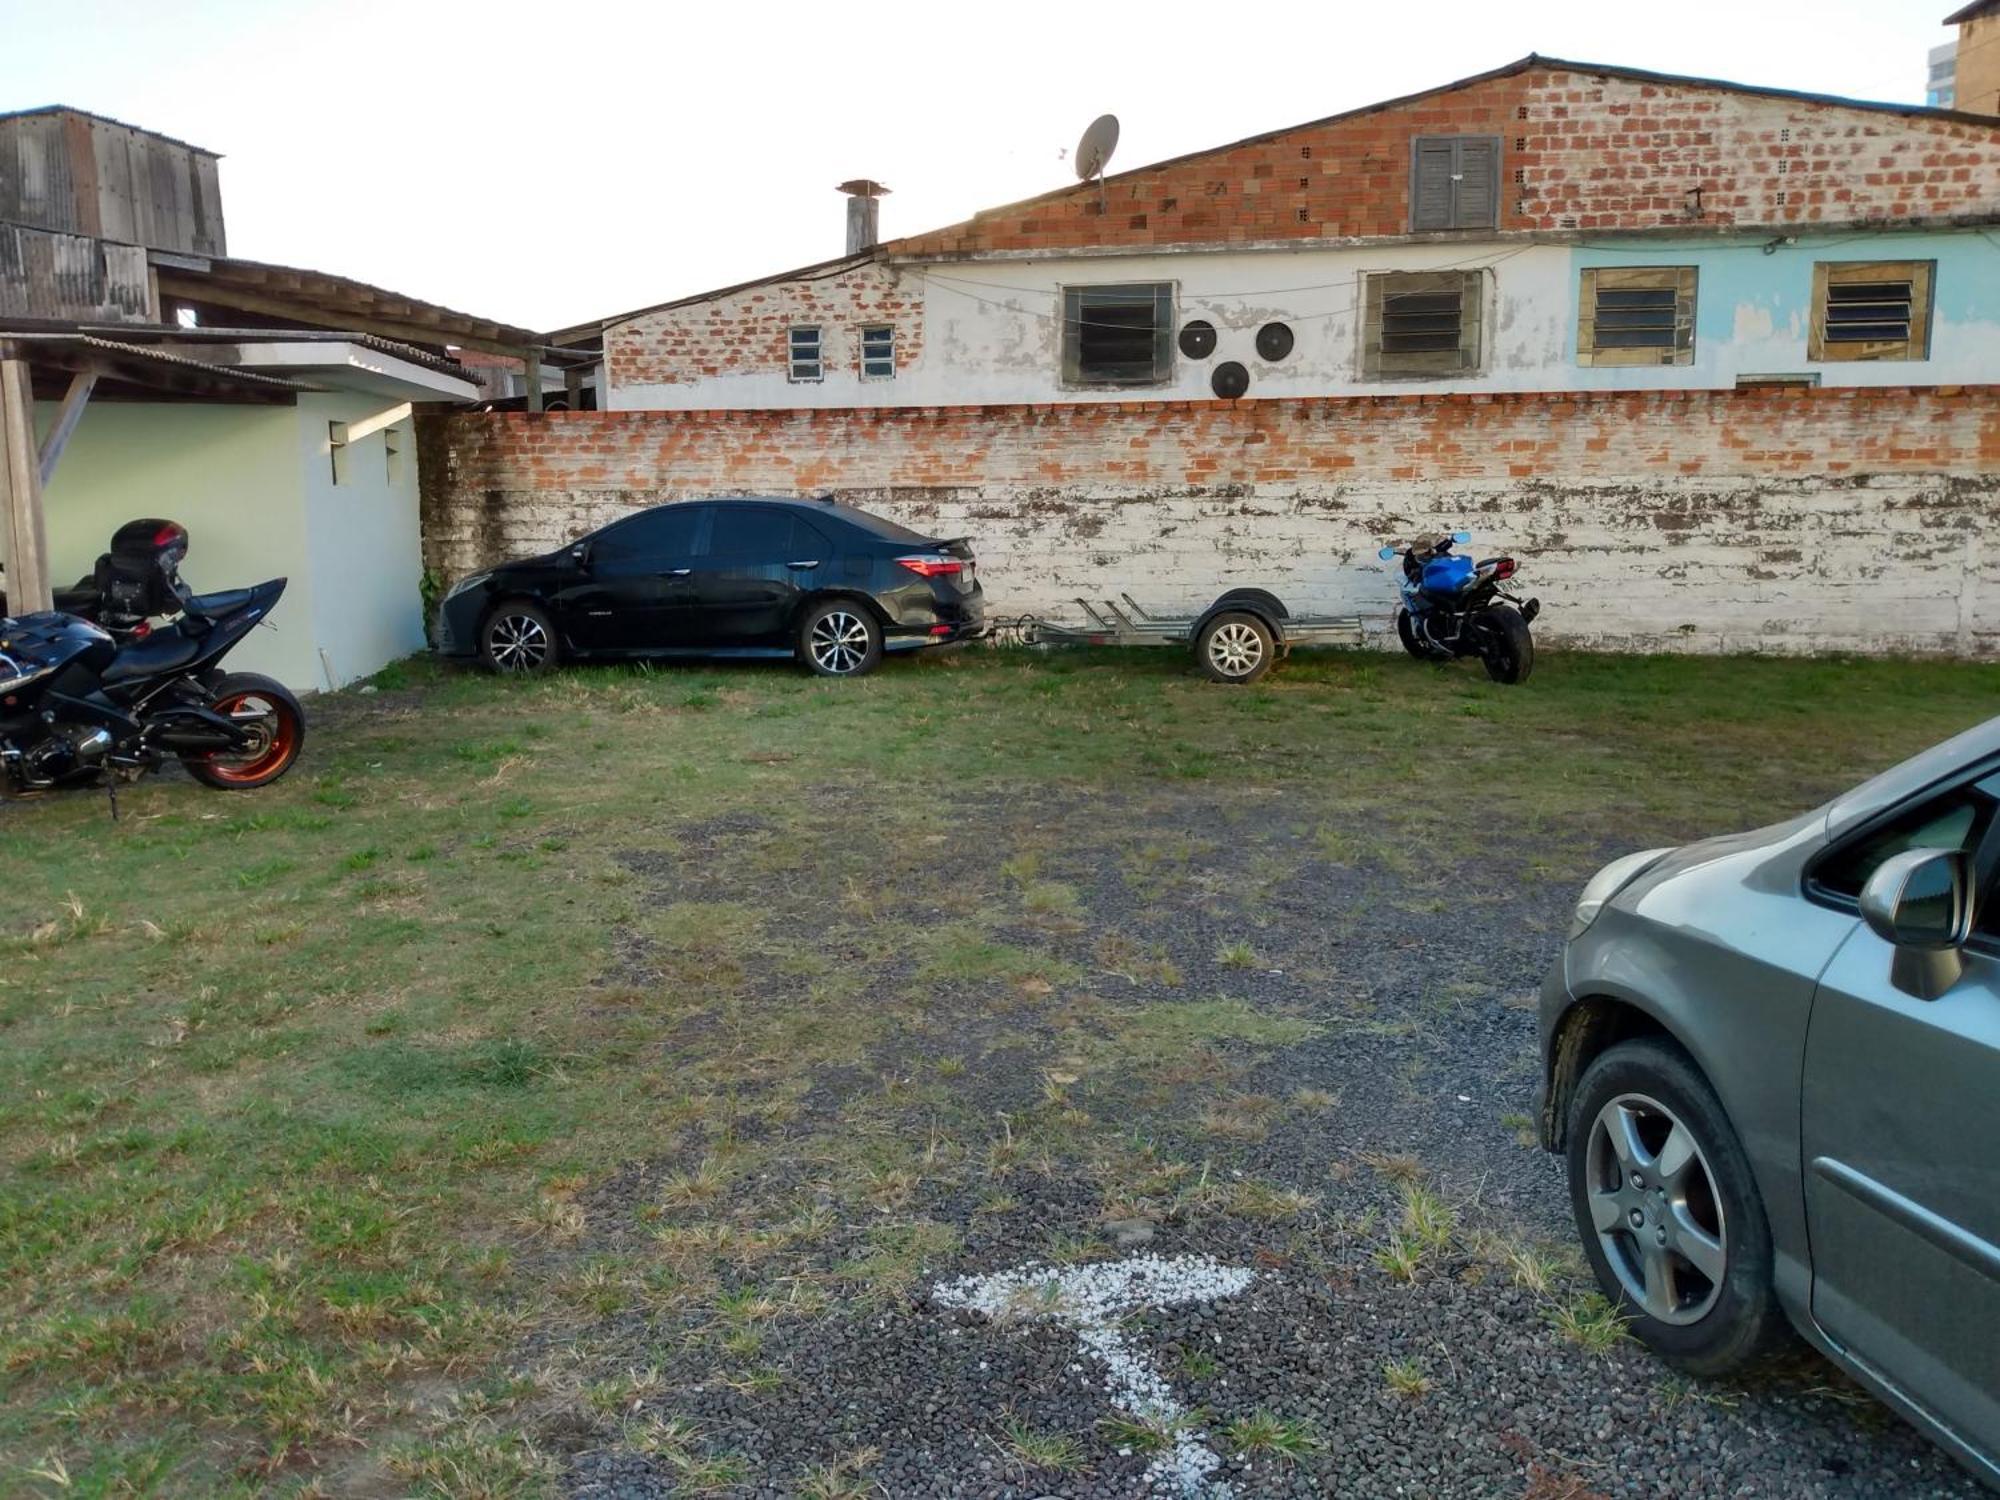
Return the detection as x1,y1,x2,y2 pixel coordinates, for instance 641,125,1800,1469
1452,530,1472,544
1377,546,1398,561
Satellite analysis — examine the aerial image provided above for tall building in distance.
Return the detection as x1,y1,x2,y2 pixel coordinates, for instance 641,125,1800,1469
1927,39,1958,107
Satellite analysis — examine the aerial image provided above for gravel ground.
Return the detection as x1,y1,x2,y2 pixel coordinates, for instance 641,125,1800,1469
541,787,1979,1500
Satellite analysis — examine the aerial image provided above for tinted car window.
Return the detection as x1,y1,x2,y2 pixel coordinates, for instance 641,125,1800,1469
1815,770,2000,902
706,507,790,558
592,506,700,562
822,502,929,543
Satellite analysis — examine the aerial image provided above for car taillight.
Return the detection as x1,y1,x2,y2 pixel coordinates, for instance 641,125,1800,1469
896,555,964,577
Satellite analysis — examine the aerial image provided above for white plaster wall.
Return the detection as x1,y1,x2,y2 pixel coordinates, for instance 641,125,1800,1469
33,400,323,688
29,393,428,693
295,392,427,691
610,229,1999,410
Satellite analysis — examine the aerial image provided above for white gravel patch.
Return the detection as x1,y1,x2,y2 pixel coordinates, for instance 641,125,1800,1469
934,1254,1255,1498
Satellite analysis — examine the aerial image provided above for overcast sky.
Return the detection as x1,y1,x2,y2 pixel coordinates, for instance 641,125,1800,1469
0,0,1965,333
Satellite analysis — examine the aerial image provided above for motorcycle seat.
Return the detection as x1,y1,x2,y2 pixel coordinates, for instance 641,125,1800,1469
100,627,202,685
181,586,258,618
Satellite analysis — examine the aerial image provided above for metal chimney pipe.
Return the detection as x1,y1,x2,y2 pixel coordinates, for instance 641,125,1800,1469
836,179,890,254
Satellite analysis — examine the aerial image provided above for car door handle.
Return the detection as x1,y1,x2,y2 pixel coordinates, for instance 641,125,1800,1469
663,568,691,577
786,560,820,570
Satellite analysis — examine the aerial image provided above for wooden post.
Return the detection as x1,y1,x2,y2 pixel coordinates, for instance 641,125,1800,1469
563,366,582,411
38,371,96,488
521,347,543,413
0,357,53,615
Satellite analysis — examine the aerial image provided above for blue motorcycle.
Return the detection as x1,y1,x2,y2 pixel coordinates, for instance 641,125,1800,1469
1376,531,1541,685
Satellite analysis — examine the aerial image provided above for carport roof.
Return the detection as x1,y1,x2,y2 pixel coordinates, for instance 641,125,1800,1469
0,328,317,402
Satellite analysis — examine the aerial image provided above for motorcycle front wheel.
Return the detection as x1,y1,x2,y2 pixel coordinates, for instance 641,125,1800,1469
182,673,308,790
1477,606,1535,685
1395,607,1446,662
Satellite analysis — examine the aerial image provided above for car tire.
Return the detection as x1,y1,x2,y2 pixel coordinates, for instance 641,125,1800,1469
1477,605,1535,685
1196,611,1275,684
1566,1037,1788,1378
481,601,559,674
799,599,883,678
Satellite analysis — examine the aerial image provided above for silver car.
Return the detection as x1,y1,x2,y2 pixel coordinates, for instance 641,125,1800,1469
1538,715,2000,1487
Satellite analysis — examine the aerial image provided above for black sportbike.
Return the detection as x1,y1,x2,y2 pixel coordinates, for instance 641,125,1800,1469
0,520,306,797
1377,530,1541,685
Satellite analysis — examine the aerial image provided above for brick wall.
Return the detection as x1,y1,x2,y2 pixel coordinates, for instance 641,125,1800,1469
418,386,2000,656
609,262,922,391
890,67,2000,256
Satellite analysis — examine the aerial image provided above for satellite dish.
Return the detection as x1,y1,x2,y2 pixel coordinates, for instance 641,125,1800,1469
1075,114,1120,181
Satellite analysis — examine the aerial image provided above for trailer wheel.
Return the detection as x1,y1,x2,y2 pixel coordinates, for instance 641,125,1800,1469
1196,611,1275,684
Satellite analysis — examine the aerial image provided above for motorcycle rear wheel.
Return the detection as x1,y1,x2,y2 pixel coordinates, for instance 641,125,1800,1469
182,673,307,790
1478,606,1535,685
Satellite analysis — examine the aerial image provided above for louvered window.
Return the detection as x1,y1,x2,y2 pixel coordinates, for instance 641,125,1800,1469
1061,282,1174,387
1577,267,1697,367
1809,261,1934,362
1362,270,1485,378
1411,136,1500,232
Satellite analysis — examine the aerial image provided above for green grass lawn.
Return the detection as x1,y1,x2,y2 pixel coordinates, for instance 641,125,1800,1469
0,646,1993,1497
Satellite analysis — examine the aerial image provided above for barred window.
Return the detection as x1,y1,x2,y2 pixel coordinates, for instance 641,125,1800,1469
860,325,895,379
1362,270,1485,378
788,325,823,382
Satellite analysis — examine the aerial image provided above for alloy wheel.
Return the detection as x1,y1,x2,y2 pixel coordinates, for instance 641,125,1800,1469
488,613,550,671
810,610,872,674
1206,621,1265,678
1584,1092,1728,1325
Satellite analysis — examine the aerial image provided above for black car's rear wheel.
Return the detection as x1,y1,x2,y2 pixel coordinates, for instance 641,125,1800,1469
482,602,558,674
1567,1038,1786,1377
800,600,882,678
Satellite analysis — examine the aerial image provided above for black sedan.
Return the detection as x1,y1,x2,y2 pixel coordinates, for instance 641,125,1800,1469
435,498,985,678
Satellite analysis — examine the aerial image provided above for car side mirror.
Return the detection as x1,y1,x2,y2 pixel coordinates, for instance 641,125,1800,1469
1377,546,1398,561
1859,847,1972,999
569,543,590,568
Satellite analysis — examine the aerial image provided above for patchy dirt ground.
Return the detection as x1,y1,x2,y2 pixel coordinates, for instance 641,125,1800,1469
533,787,1976,1500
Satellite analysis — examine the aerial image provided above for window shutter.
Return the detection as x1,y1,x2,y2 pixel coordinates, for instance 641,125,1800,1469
1454,138,1498,229
1411,140,1456,231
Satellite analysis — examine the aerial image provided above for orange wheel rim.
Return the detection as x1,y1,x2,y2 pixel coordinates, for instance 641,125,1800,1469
203,693,298,784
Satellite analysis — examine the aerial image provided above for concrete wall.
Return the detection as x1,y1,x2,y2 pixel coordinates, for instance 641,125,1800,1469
417,387,2000,658
609,230,2000,410
297,391,427,691
33,392,427,692
36,400,320,686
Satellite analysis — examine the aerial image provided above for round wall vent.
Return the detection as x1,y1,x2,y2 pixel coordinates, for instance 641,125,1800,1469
1255,322,1295,361
1211,361,1250,400
1178,320,1217,359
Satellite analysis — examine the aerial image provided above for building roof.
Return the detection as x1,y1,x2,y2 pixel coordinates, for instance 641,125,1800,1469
0,327,317,402
1944,1,1999,24
888,52,2000,253
0,105,221,158
547,251,873,346
152,252,549,357
572,52,2000,335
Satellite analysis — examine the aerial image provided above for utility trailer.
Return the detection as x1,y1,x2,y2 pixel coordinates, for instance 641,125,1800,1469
1019,589,1365,684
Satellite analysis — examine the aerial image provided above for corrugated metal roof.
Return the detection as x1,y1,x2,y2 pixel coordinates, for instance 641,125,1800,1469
0,105,221,158
0,328,318,395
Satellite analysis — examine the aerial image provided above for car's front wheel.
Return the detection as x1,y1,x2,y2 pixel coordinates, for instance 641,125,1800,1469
481,601,559,673
799,600,883,678
1566,1038,1787,1376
